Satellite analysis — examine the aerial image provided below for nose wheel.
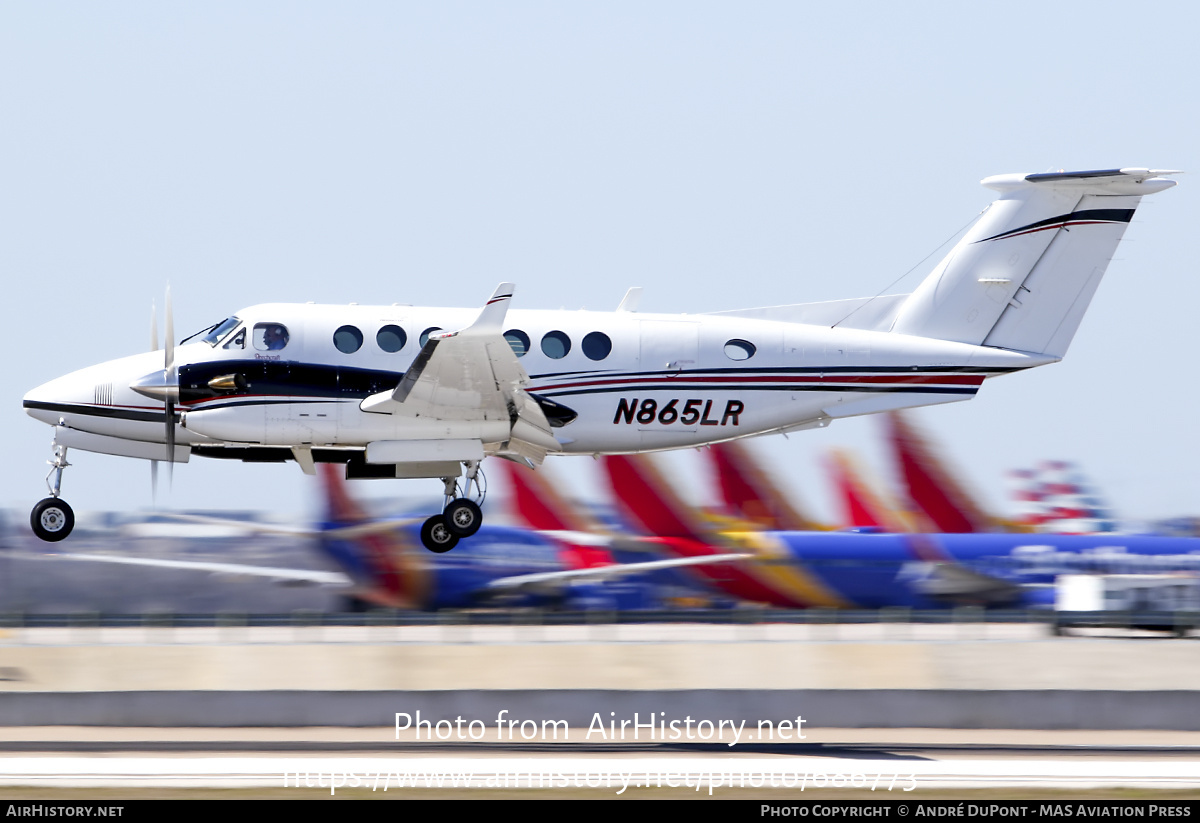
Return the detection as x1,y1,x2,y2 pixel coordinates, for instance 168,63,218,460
31,498,75,542
31,441,75,542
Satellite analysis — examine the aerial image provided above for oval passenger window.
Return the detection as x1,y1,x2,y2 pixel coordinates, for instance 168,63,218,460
582,331,612,361
377,325,407,353
541,330,571,359
333,325,364,354
504,329,531,357
724,339,756,361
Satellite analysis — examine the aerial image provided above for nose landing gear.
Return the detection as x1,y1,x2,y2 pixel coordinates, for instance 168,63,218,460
419,461,487,552
31,444,75,542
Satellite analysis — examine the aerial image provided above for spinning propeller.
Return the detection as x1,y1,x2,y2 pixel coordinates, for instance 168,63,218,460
140,287,179,500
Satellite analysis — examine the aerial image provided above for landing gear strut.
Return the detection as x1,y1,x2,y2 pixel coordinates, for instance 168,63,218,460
419,461,487,552
31,444,75,542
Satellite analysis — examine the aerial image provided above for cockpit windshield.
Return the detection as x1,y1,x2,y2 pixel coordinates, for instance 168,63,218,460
196,317,241,347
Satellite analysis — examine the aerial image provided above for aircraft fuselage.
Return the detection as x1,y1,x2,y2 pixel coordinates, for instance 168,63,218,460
24,303,1044,459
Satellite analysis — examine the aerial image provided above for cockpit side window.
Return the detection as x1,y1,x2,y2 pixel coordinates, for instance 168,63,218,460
223,328,247,350
201,317,241,347
253,323,290,352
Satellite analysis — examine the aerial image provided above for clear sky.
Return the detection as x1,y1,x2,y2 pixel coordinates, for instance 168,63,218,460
3,2,1197,527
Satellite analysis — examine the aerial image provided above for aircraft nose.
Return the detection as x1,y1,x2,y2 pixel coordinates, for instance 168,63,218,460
23,372,91,425
23,350,169,428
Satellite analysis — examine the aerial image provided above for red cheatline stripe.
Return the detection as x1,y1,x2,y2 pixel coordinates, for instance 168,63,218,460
536,373,987,392
989,219,1123,241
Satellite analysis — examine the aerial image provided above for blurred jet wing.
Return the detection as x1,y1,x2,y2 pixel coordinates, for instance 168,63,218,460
56,552,349,586
359,283,561,463
484,552,750,590
159,512,420,540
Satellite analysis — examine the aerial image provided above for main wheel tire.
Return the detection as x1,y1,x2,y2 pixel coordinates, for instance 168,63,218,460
420,514,459,553
444,499,482,538
31,498,75,542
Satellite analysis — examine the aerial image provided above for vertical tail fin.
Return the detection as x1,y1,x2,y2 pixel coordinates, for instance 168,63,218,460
892,168,1178,356
1011,460,1117,534
497,460,614,569
707,441,825,531
498,459,601,533
602,454,714,542
317,462,428,609
824,449,910,532
884,411,998,533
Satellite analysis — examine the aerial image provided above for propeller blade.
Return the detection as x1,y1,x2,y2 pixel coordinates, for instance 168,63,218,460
166,397,175,490
150,299,159,353
164,285,174,372
161,285,177,487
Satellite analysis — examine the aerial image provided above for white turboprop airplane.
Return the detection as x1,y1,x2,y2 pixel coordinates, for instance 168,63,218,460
23,168,1178,550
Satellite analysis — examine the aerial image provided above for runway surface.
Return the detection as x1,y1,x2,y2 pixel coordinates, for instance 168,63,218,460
2,728,1199,794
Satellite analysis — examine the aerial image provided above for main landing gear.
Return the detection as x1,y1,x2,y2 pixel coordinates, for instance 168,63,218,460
419,461,486,553
31,444,75,542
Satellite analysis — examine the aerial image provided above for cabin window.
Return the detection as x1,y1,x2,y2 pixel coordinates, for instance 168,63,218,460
724,339,756,361
419,327,442,347
582,331,612,361
253,323,290,352
376,325,407,353
333,325,364,354
541,330,571,359
504,329,531,357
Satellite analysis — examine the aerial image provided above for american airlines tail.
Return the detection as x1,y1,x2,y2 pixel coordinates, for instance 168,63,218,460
1007,460,1117,534
891,168,1178,357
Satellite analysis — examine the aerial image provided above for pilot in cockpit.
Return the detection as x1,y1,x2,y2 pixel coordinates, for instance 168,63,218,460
260,323,289,351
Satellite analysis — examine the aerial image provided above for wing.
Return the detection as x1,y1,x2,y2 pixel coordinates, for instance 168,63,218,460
54,552,349,586
484,552,750,591
156,512,421,540
359,283,563,465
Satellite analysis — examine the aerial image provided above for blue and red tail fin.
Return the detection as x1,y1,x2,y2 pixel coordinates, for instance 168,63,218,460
708,441,824,531
602,454,714,543
499,459,599,533
884,412,997,533
824,449,908,532
317,462,428,608
497,460,613,568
